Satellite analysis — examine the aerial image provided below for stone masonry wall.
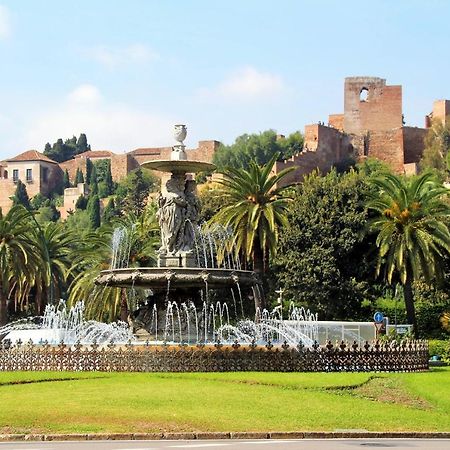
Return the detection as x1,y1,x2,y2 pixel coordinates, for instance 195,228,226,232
367,128,404,173
402,127,428,164
273,125,352,187
344,77,403,135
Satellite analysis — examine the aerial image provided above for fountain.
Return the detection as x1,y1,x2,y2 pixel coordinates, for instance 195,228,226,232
95,124,270,343
0,125,429,373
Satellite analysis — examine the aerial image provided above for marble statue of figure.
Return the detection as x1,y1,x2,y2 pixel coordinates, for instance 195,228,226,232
181,180,201,252
157,177,187,255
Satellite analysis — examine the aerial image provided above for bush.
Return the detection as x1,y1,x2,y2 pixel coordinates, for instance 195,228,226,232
428,339,450,361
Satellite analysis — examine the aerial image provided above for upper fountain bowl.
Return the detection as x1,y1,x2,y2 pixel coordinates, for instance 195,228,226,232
142,159,216,174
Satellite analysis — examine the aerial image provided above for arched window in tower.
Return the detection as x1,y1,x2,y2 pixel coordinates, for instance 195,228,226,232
360,87,369,102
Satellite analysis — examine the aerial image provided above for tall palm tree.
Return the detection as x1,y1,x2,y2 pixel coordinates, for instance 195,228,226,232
368,172,450,331
211,153,294,307
17,222,77,315
69,203,159,322
0,205,40,325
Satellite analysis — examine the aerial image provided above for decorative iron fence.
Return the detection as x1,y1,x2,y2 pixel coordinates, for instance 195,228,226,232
0,340,428,372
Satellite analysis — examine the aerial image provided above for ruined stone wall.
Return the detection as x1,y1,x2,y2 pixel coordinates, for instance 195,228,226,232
344,77,403,135
59,158,87,183
367,128,404,173
111,154,139,182
328,114,344,131
402,127,427,164
431,100,450,126
274,125,352,186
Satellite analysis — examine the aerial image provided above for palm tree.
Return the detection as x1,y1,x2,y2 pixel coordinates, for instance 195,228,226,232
368,172,450,331
69,203,159,322
210,153,294,308
0,206,40,325
17,222,77,315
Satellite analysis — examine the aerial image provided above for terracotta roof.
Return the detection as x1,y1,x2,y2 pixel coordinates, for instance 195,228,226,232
6,150,57,164
74,150,114,159
130,147,171,156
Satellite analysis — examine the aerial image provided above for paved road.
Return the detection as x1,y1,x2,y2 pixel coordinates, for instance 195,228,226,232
0,440,449,450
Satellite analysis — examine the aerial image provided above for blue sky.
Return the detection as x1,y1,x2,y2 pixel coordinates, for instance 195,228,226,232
0,0,449,160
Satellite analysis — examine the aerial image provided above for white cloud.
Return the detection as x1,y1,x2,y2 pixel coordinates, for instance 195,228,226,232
85,43,159,69
198,66,285,102
67,84,101,104
23,84,174,152
0,5,11,39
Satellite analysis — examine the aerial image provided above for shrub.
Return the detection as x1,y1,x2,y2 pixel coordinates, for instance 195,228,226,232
428,339,450,361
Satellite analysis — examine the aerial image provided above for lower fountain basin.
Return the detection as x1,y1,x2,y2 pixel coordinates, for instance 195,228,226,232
95,267,259,290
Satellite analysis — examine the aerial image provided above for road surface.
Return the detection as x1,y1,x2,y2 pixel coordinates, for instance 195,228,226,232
0,439,449,449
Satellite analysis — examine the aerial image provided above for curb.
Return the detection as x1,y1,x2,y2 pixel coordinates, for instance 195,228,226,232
0,431,449,441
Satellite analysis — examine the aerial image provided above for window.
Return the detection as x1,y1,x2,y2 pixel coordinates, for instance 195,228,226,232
42,167,48,183
12,169,19,182
360,87,369,102
26,168,32,182
2,170,7,179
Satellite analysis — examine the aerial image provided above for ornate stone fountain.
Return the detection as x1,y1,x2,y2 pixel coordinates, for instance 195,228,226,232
95,125,261,334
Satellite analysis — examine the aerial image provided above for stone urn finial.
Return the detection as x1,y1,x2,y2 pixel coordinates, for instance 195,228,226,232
174,124,187,145
172,124,188,161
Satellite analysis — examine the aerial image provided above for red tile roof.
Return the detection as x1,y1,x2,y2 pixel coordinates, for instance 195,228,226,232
74,150,114,159
6,150,57,164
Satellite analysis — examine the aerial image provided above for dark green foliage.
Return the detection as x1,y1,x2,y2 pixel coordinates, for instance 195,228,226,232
76,134,90,154
274,169,374,320
63,169,71,189
118,168,156,215
89,164,98,196
75,168,84,185
95,160,114,197
198,183,223,222
75,195,88,211
35,205,60,225
30,193,48,210
86,159,94,185
87,195,101,229
43,134,91,163
213,130,303,170
420,119,450,180
102,198,120,223
12,180,31,210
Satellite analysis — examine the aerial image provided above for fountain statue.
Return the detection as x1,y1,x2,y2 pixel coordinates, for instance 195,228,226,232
94,125,263,339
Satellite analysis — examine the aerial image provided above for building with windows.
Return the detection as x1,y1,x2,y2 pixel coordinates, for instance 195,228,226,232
0,150,63,212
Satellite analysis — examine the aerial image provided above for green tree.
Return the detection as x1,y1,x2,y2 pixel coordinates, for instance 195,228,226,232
86,159,94,185
35,205,60,225
17,222,76,315
213,130,303,170
367,172,450,331
63,169,71,189
120,168,151,215
87,194,101,229
75,195,88,211
76,133,90,154
12,180,31,210
75,167,84,185
275,169,374,319
0,206,40,325
420,119,450,180
69,206,159,321
30,193,48,210
103,198,120,223
104,163,114,196
90,164,99,196
211,154,294,308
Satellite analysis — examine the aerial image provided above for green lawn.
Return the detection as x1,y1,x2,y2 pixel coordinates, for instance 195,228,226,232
0,369,449,434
